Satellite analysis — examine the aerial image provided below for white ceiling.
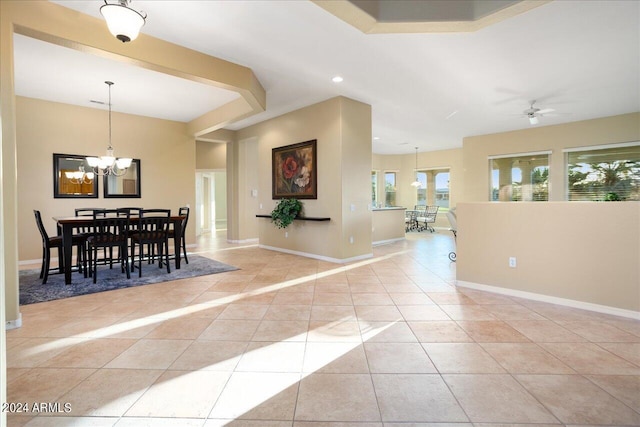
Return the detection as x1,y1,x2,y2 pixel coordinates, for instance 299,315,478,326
13,0,640,154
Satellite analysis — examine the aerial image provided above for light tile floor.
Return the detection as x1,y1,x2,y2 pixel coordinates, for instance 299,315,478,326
6,231,640,427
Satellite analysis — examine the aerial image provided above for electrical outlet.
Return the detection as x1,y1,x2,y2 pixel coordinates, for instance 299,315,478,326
285,231,288,238
349,236,354,244
509,257,517,268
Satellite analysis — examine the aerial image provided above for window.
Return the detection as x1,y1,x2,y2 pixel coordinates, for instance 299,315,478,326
416,172,427,206
416,169,450,207
490,152,550,201
435,171,450,208
566,143,640,201
384,172,396,207
371,171,378,206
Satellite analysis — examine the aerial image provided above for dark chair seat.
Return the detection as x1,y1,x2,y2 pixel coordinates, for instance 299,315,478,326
131,230,167,240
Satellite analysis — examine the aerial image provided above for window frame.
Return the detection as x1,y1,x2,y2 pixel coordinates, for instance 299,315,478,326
384,171,397,207
488,150,552,202
371,170,379,207
563,141,640,201
416,167,451,208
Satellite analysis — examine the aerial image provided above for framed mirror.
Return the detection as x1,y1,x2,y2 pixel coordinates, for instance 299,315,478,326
53,153,99,198
104,159,141,198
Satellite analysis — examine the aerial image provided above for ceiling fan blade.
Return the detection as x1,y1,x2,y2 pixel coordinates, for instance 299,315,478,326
540,112,572,117
537,108,555,114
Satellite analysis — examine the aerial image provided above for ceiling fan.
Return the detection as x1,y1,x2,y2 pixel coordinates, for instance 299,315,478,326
521,100,556,125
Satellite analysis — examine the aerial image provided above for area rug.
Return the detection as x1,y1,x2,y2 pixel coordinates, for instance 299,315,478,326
19,255,238,305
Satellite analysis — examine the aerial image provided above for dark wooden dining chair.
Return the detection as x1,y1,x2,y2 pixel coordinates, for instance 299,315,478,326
168,206,190,264
34,210,86,284
87,208,131,283
119,207,143,216
130,209,171,277
75,208,108,274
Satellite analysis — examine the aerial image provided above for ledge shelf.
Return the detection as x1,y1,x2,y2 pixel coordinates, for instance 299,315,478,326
256,214,330,222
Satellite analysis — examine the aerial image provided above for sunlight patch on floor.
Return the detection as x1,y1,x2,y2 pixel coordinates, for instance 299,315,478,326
21,250,409,358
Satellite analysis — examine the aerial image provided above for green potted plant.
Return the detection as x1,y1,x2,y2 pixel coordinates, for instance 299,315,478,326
604,192,622,201
271,198,302,229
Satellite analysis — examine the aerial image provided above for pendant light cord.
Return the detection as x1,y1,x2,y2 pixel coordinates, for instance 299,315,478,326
106,81,114,151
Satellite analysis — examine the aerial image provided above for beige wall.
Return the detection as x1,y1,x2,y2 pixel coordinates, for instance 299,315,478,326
457,113,640,314
17,96,196,261
236,96,372,261
196,141,227,170
372,148,463,228
1,0,264,326
457,201,640,312
373,148,463,207
462,113,640,202
372,208,406,243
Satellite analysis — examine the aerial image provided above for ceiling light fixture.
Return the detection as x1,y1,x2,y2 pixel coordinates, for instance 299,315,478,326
86,81,132,176
332,76,344,83
100,0,146,43
411,147,421,188
528,114,539,125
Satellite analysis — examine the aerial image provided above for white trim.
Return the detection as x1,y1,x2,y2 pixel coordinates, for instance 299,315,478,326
195,138,229,144
373,237,405,246
259,244,373,264
5,313,22,330
228,238,259,244
19,258,45,266
488,150,552,160
563,140,640,153
415,166,450,172
456,280,640,320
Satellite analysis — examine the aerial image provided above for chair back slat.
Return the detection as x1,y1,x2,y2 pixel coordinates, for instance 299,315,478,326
91,208,130,244
134,209,171,242
34,210,49,243
119,207,143,217
75,208,105,233
178,206,189,233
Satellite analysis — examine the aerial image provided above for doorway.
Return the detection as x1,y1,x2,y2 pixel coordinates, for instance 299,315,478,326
195,170,227,236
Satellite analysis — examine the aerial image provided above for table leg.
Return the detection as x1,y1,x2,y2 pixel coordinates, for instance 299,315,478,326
173,220,182,270
62,223,73,285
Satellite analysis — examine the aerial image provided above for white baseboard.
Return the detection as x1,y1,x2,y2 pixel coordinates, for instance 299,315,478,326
228,238,259,244
5,313,22,330
456,280,640,320
373,237,405,246
19,258,52,266
259,244,373,264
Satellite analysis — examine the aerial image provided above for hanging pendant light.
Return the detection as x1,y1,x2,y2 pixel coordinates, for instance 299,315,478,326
411,147,422,188
100,0,146,43
86,81,132,176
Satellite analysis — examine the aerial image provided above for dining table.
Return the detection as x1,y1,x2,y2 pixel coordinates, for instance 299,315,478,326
54,214,186,285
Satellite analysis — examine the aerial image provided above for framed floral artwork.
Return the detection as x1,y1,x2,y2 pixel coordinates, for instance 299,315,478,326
272,139,317,199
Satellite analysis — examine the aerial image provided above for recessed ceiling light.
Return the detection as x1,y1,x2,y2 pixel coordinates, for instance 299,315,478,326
373,136,380,140
332,76,344,83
